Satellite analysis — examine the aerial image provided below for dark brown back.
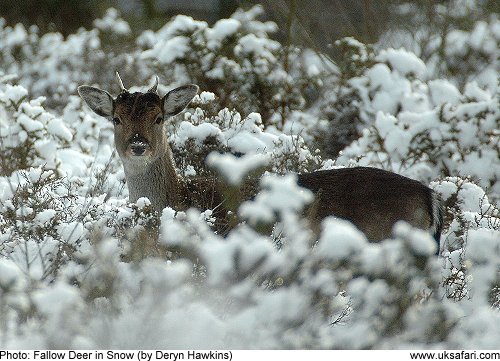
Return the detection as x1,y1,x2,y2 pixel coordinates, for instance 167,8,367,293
298,167,435,241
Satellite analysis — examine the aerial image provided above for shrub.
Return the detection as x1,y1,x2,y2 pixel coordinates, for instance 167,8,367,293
0,6,498,349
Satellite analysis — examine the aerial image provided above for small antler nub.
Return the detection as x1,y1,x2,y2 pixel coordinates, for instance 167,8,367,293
148,76,159,94
116,71,127,93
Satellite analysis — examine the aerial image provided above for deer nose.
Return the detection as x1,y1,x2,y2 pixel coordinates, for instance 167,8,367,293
131,143,147,156
129,134,149,156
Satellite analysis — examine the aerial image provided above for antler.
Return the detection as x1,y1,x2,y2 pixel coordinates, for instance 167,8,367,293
116,71,127,93
147,76,159,94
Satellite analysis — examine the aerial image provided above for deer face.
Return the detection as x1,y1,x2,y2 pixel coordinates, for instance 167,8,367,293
78,74,198,171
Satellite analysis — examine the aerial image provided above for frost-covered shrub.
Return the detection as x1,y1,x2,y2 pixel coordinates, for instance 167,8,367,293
172,93,321,178
432,177,499,302
431,16,499,91
139,5,324,126
0,167,89,282
0,9,148,109
1,5,324,125
0,83,73,175
380,1,499,91
4,158,497,348
317,38,375,156
321,42,499,197
1,6,499,350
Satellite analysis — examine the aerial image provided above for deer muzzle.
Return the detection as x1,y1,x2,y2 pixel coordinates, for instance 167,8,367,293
128,134,150,157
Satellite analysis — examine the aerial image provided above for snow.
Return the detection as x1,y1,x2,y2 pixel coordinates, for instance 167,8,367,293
377,48,427,78
93,8,131,35
2,23,28,48
17,113,43,132
160,209,189,246
155,15,207,40
0,259,21,287
235,34,280,62
393,222,437,256
47,118,73,141
206,152,270,185
34,139,58,165
172,120,221,147
206,19,240,50
0,84,28,103
57,222,86,243
34,209,57,225
466,228,500,263
374,111,411,156
463,81,492,101
135,197,151,209
239,174,313,226
0,4,498,350
366,63,393,89
193,91,216,104
428,79,461,106
315,218,368,262
33,281,82,316
469,21,488,49
57,148,94,177
141,36,191,64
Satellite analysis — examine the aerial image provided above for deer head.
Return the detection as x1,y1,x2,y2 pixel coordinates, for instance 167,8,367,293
78,73,199,175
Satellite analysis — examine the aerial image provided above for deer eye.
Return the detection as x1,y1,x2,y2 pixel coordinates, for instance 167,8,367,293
155,115,163,124
112,117,121,125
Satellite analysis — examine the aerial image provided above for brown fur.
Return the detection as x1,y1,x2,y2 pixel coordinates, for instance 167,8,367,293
79,80,442,244
298,167,434,241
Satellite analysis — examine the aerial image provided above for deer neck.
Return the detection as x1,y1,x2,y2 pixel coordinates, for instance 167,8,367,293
123,144,184,213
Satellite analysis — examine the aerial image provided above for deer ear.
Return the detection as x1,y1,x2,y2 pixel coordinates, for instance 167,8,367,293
162,85,199,116
78,86,114,117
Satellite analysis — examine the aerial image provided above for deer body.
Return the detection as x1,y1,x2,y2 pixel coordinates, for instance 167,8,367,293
78,74,443,245
298,167,442,242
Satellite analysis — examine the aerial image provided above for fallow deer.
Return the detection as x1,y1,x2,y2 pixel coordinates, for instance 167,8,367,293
78,74,443,246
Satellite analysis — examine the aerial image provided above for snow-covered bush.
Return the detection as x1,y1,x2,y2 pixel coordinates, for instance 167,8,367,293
380,1,499,91
0,84,74,178
139,5,324,126
0,5,499,350
1,5,324,122
0,9,146,109
320,41,499,199
432,177,499,302
432,16,499,92
317,38,375,155
172,93,321,178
